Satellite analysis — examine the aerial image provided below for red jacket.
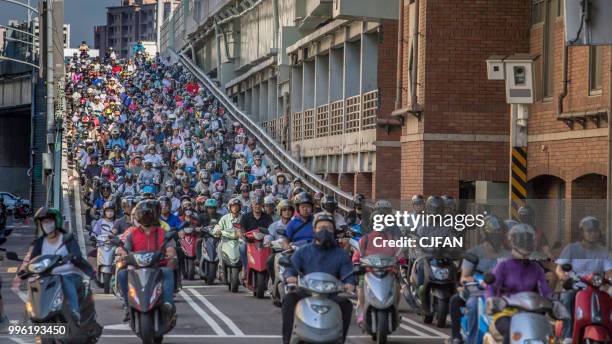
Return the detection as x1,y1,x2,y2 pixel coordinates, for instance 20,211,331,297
124,226,168,266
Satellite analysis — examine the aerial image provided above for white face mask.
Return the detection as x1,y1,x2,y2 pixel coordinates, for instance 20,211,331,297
42,221,56,234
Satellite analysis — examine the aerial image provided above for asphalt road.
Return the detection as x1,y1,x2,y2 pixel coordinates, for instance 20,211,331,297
0,218,450,344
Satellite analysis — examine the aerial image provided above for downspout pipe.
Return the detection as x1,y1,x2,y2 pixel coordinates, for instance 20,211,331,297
272,0,279,52
394,0,403,110
557,42,569,115
608,47,612,247
410,0,419,111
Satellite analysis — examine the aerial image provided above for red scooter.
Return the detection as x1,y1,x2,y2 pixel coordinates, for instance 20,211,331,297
556,264,612,344
244,228,271,298
179,226,198,280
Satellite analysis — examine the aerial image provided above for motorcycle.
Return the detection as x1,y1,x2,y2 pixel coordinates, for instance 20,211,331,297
122,231,177,344
198,221,220,285
96,234,120,293
269,240,291,307
407,253,458,327
279,256,348,344
219,223,242,293
178,226,198,280
555,263,612,344
13,199,29,219
354,255,401,344
483,273,570,344
244,227,272,298
19,254,103,344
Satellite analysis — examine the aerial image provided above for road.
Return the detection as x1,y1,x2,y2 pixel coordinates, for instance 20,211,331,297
0,219,449,344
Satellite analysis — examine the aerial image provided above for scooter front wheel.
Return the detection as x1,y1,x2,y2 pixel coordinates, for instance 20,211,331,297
376,310,389,344
103,272,112,294
255,271,267,299
206,262,217,285
186,259,195,280
229,268,240,293
139,313,156,344
435,297,448,328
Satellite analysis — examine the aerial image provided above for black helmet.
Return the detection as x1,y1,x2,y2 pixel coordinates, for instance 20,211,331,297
133,200,159,227
353,193,365,207
373,199,393,215
508,223,536,256
293,192,314,206
121,196,137,210
517,205,535,225
313,212,336,231
411,194,424,205
482,215,506,248
579,216,600,232
440,194,456,214
321,194,338,212
425,196,444,215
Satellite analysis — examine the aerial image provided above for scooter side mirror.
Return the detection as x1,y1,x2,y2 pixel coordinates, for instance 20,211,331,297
5,251,19,261
278,256,292,268
483,272,496,285
561,263,572,272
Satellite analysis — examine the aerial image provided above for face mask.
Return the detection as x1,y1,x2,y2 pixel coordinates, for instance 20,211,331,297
314,230,335,249
42,221,56,234
102,168,110,174
166,191,173,197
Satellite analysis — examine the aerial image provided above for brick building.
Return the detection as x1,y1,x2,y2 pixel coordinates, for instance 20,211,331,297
396,0,608,243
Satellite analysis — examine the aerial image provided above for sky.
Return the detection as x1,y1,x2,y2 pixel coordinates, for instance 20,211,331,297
0,0,118,48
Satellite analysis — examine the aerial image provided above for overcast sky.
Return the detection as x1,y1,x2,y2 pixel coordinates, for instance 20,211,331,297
0,0,118,48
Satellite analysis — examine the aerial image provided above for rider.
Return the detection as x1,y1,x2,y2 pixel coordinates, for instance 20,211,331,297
282,212,356,344
113,197,137,235
555,216,612,343
214,198,242,233
117,200,177,322
448,215,510,344
320,194,346,230
92,201,116,237
266,199,295,282
285,192,314,245
263,195,277,221
159,196,181,230
345,193,365,226
239,195,274,272
20,207,100,325
487,223,552,344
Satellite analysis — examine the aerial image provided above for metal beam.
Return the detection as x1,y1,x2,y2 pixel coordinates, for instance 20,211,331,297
0,24,38,38
0,56,39,69
4,36,38,46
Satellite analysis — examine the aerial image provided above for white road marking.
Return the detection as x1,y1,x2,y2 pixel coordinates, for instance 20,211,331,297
94,334,445,339
178,290,226,336
401,316,449,338
399,323,432,337
104,323,132,331
188,288,244,335
8,338,33,344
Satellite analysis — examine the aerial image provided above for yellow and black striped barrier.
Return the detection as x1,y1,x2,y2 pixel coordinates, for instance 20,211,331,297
510,146,527,220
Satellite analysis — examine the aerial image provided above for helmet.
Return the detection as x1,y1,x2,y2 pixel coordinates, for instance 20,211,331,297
195,196,207,205
411,194,424,205
228,198,242,208
102,201,115,211
353,193,365,207
264,195,275,206
579,216,600,242
34,207,63,230
482,215,506,248
133,200,159,227
507,223,536,256
321,194,338,212
252,194,264,205
425,196,444,215
293,192,314,206
373,199,393,215
204,199,218,208
277,199,294,213
180,176,190,186
121,196,137,210
441,194,456,214
240,184,250,193
158,195,171,208
313,212,336,231
504,219,518,230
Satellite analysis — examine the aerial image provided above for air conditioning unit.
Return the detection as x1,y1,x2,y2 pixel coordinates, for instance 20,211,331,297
332,0,399,20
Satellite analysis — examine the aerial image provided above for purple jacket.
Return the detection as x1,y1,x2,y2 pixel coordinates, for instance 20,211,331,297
487,258,551,298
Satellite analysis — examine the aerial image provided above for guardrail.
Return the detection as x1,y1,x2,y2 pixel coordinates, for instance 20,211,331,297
177,51,355,213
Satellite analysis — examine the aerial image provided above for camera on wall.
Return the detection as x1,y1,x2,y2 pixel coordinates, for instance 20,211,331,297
486,54,536,105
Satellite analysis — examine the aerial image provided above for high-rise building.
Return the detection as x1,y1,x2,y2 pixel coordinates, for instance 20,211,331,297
94,0,178,58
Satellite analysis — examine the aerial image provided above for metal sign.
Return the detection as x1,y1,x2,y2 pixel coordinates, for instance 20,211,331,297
565,0,612,45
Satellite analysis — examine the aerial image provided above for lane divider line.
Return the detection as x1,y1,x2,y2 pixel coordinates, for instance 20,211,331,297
401,316,449,338
398,323,432,337
188,288,244,335
178,290,226,336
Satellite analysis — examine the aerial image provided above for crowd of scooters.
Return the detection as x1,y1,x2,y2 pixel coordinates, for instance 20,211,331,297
1,45,610,344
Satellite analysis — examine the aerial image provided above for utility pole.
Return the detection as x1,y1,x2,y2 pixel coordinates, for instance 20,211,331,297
156,0,162,53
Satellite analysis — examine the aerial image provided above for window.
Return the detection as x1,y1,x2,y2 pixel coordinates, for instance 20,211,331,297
532,0,545,25
542,0,556,99
589,46,603,93
557,0,563,16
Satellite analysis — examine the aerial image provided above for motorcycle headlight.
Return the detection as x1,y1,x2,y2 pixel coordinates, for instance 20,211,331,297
28,258,52,274
430,266,450,280
306,279,338,293
310,304,331,314
133,252,155,267
51,289,64,311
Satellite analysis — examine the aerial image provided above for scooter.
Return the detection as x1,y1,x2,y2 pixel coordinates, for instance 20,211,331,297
96,234,120,293
122,232,177,344
178,226,198,280
198,221,220,285
555,263,612,344
483,273,570,344
355,255,401,344
460,273,490,344
244,228,271,298
408,253,457,327
219,223,242,293
279,256,348,344
19,254,103,344
269,241,290,307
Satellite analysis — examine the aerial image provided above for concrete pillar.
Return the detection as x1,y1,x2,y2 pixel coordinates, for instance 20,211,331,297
245,88,252,116
344,40,360,98
339,173,355,194
259,81,268,123
291,66,303,113
237,92,245,110
252,84,260,122
329,47,343,102
354,172,373,199
268,78,278,120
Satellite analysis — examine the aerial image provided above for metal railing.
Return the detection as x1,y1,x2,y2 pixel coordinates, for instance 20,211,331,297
177,51,354,213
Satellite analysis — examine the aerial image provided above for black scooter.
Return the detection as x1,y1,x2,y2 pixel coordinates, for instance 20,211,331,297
197,221,220,285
